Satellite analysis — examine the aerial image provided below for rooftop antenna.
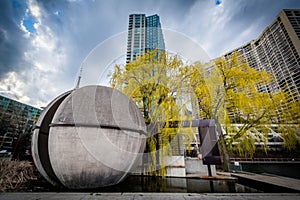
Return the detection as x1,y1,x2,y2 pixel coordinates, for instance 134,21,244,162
75,67,82,89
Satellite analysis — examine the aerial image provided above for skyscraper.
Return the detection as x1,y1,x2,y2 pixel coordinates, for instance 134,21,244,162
126,14,165,63
126,14,146,62
145,14,165,53
126,14,184,161
221,9,300,102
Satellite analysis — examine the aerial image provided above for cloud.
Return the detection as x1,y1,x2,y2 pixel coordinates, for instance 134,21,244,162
0,0,300,108
0,0,72,107
0,72,30,103
172,0,300,58
0,0,29,77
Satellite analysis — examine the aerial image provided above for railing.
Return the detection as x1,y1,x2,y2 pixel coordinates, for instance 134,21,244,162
230,157,300,163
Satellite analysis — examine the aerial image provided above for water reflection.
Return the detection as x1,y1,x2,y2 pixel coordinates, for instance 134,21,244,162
89,176,262,193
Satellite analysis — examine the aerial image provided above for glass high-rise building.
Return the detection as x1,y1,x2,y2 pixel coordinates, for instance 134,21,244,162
145,14,165,53
126,14,165,63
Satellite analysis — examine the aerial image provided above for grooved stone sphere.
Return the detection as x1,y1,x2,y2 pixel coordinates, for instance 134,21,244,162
32,85,147,189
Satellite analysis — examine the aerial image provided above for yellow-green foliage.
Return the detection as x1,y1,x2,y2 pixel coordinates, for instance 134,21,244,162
110,50,194,175
147,136,157,175
215,52,299,157
110,49,299,165
190,51,299,157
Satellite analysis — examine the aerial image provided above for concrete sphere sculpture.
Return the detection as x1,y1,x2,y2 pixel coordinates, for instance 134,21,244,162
32,85,147,189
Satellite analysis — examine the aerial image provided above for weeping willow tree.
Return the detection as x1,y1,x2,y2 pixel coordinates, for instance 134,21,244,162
190,51,299,159
188,61,229,169
110,50,194,176
277,100,300,157
110,49,299,174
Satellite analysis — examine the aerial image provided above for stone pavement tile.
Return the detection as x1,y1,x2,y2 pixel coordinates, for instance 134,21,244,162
127,193,185,200
0,193,300,200
202,193,300,200
0,193,87,200
0,193,133,200
0,193,86,200
85,193,133,200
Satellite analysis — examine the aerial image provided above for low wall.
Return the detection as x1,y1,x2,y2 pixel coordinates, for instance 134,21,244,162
165,156,186,177
185,157,216,176
132,156,186,177
133,156,216,176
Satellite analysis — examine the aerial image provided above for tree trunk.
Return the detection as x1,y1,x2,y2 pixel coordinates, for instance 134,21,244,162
215,118,230,171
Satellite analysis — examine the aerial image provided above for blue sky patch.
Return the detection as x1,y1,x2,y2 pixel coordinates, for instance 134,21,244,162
23,15,36,34
54,10,63,17
215,0,222,6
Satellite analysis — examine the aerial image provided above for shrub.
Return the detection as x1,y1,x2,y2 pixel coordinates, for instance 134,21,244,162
0,159,38,192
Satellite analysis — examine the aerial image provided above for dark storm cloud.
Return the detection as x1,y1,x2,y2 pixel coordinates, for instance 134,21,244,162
0,0,29,78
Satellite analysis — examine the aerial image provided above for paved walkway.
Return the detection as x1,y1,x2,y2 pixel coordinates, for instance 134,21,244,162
1,193,300,200
185,173,237,180
231,172,300,192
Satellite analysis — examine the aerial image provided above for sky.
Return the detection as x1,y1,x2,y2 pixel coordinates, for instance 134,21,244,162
0,0,299,108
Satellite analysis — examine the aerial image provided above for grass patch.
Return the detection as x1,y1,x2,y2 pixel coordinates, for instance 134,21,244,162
0,159,39,192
